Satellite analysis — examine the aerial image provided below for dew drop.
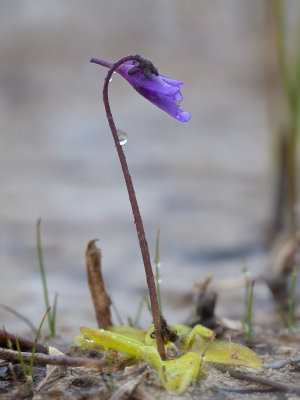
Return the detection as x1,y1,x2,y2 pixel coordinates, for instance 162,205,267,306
117,129,127,146
109,72,116,82
158,278,162,284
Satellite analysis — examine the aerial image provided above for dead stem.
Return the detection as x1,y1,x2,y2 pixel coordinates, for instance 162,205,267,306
265,358,300,369
0,347,108,369
86,240,112,329
0,328,47,354
8,362,21,389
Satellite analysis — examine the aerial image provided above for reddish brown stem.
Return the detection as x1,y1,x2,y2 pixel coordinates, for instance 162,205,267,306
100,55,165,360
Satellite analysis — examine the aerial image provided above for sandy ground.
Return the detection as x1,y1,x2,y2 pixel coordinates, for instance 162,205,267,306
0,1,294,337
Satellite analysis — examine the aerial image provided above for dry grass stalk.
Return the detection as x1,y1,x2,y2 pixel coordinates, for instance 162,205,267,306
86,240,113,329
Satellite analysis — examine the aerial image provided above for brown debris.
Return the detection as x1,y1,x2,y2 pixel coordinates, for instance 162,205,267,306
0,327,48,354
86,240,113,329
266,233,300,310
186,275,219,331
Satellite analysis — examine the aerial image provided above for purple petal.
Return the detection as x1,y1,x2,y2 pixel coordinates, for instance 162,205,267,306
91,58,191,122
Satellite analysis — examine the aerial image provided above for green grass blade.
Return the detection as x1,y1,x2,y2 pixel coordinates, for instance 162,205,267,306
277,303,290,330
246,280,255,342
15,336,28,380
133,289,147,328
36,218,55,338
154,230,162,314
51,293,58,336
29,307,50,377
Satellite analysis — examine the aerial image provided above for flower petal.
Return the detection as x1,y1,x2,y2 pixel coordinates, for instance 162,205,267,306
91,58,191,122
116,61,191,121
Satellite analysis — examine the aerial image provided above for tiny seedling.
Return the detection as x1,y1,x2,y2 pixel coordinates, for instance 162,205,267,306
36,218,57,338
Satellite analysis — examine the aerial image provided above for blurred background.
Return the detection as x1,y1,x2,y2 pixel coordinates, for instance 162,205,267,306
0,1,298,337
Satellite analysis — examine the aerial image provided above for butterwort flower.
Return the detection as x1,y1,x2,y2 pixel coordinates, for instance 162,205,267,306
90,57,191,122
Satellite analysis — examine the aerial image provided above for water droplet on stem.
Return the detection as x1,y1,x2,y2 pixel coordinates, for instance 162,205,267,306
117,129,127,146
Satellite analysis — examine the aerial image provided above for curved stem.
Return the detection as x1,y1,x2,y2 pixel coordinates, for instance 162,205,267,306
101,55,166,360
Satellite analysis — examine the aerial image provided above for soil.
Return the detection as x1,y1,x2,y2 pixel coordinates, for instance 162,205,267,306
0,326,300,400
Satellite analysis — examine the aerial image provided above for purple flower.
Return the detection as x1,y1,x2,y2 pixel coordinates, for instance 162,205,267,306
90,57,191,122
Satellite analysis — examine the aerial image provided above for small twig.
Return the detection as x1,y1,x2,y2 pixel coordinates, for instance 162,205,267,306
0,328,48,354
0,304,37,335
265,358,300,369
110,373,147,400
86,240,113,329
215,366,300,395
131,385,153,400
8,362,21,389
0,347,108,369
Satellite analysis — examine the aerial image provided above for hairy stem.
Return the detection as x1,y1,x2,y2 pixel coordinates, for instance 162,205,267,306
100,55,166,359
